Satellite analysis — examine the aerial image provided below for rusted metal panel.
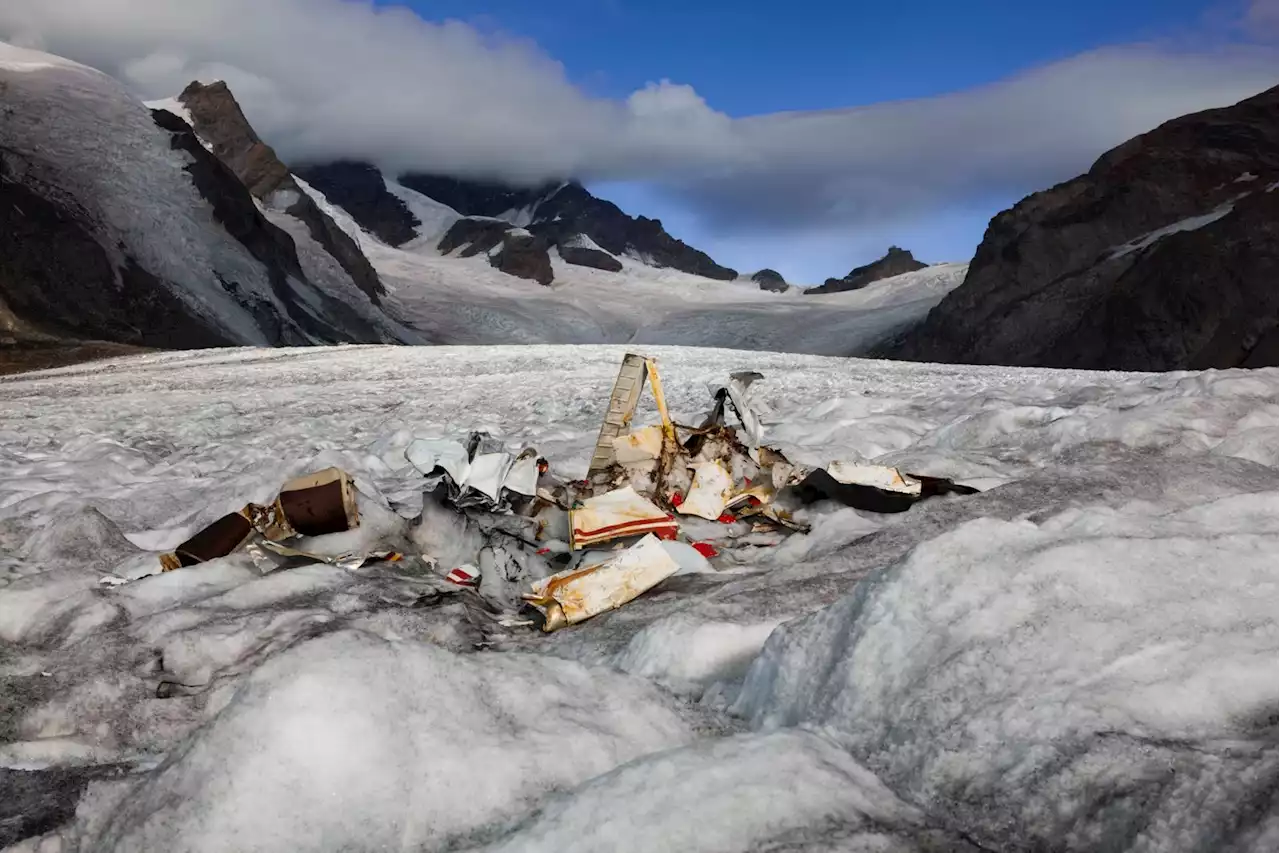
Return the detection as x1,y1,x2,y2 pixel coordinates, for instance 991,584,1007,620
523,534,681,631
275,467,360,537
165,510,255,569
677,460,735,520
587,353,649,478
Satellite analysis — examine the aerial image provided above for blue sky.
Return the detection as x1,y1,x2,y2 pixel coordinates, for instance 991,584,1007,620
377,0,1271,279
401,0,1224,110
7,0,1274,283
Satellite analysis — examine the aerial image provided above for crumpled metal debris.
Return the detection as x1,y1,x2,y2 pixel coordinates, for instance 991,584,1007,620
120,353,978,636
791,463,980,514
159,467,365,571
406,433,541,512
522,534,681,632
569,486,678,550
565,352,981,561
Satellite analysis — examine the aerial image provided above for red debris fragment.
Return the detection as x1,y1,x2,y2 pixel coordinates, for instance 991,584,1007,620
446,566,480,586
536,547,550,555
691,541,719,558
670,492,684,507
717,512,736,524
655,527,678,541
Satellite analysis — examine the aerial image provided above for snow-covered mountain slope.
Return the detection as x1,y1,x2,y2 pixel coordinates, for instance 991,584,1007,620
295,177,967,352
383,178,461,250
0,346,1274,851
383,248,965,353
298,163,737,279
0,42,410,349
162,81,388,307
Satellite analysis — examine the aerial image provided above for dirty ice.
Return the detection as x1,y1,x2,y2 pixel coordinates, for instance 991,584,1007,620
0,344,1275,852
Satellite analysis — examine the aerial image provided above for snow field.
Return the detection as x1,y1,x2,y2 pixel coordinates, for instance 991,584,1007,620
0,346,1275,851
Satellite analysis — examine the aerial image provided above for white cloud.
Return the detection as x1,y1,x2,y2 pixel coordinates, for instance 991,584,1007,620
1245,0,1279,39
1,0,1275,237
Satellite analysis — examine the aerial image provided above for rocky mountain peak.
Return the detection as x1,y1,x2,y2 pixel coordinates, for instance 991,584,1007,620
807,246,928,295
751,269,789,292
179,80,291,200
177,81,385,303
881,86,1278,370
297,162,737,281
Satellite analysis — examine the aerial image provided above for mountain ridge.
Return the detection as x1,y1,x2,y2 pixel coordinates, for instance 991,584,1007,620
0,42,410,355
880,86,1278,370
296,164,738,281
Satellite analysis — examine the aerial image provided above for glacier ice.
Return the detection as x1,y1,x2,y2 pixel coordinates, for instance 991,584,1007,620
0,345,1274,852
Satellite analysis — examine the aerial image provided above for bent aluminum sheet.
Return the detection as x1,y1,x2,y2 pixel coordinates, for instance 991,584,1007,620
569,486,678,550
678,460,736,520
826,462,922,496
524,534,680,631
406,439,471,486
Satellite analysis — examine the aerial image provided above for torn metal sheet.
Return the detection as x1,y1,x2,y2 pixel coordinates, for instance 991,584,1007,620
160,467,362,571
827,463,922,496
612,424,664,464
407,435,544,514
447,565,480,586
504,449,541,497
678,460,736,520
587,353,651,478
793,463,977,514
707,373,765,448
523,534,680,632
406,438,471,486
569,486,678,550
464,452,513,504
246,539,402,572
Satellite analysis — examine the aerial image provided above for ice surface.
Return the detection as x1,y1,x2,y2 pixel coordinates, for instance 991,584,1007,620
0,345,1274,851
476,729,977,853
261,209,423,344
733,492,1279,850
86,631,695,853
384,178,462,250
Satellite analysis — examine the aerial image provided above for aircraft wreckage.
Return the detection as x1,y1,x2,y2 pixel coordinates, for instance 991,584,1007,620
110,354,977,632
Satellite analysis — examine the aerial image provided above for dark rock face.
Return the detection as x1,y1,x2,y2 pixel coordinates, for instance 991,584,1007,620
178,82,384,303
529,183,738,280
304,164,737,280
751,269,789,292
557,236,624,272
151,109,309,344
398,173,555,219
437,218,557,284
0,148,234,349
402,173,737,280
884,87,1279,370
807,247,927,295
438,218,512,257
490,231,554,286
0,48,403,354
293,160,420,247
